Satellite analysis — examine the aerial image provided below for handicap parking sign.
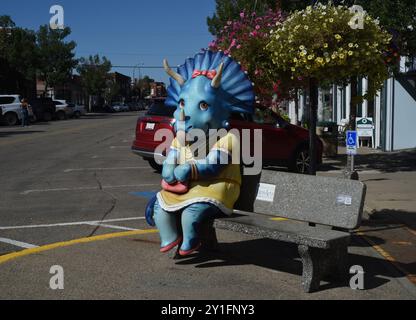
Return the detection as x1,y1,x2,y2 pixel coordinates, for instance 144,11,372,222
346,131,357,155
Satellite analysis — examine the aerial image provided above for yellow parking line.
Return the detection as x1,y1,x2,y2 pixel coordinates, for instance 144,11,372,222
357,231,416,285
0,229,158,265
270,217,289,221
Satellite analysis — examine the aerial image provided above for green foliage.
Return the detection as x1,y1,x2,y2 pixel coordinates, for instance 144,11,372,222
36,25,77,93
208,8,285,104
279,0,416,57
76,55,112,96
267,3,392,99
0,16,38,95
133,75,154,99
207,0,280,35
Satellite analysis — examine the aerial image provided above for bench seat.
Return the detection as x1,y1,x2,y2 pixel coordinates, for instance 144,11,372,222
215,210,350,250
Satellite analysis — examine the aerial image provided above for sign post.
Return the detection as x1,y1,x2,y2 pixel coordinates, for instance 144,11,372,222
345,131,359,180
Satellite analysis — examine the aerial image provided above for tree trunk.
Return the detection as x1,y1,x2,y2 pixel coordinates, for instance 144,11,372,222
309,78,319,176
349,77,358,130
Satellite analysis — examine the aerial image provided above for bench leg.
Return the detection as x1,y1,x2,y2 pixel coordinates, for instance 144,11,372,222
298,245,322,293
298,242,349,293
329,242,349,281
200,220,219,252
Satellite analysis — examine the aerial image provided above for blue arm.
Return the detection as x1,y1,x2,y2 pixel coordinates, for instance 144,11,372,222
162,148,178,184
173,150,231,182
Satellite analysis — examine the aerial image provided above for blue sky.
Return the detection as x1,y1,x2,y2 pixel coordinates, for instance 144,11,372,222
1,0,217,83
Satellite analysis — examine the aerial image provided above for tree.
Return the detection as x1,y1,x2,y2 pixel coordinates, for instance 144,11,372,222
133,75,154,99
0,16,38,96
76,55,112,112
207,0,280,35
209,8,285,106
104,79,120,105
267,3,392,174
36,25,77,95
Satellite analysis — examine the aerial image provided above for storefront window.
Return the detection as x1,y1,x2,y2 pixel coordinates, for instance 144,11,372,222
318,86,334,122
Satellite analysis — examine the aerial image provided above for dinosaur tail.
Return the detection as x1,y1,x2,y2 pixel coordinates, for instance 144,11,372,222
145,194,157,227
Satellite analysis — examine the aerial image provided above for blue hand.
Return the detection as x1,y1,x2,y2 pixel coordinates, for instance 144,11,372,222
174,164,191,182
162,163,177,184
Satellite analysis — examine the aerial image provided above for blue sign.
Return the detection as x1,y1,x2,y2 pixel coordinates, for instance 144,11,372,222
346,131,357,155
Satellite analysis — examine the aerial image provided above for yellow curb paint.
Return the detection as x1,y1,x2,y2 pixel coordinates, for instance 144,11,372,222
270,218,289,221
0,229,158,265
357,231,416,285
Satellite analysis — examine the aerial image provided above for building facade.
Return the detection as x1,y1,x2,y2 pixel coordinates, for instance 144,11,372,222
289,57,416,152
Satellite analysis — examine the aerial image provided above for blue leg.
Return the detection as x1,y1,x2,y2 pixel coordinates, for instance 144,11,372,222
153,200,181,252
180,203,222,255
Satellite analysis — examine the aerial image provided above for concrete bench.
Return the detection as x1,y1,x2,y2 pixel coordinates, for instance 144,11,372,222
210,170,367,293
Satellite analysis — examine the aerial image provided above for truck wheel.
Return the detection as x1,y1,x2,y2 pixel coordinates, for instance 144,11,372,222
148,159,163,173
4,112,18,126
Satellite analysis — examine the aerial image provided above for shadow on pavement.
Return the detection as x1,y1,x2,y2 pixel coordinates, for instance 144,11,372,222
366,209,416,231
320,149,416,173
173,235,411,292
0,130,45,137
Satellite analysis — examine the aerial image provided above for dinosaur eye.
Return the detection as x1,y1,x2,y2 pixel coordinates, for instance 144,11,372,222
199,101,209,111
179,99,185,109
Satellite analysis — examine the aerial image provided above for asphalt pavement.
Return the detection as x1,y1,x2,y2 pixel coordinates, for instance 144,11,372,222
0,113,415,299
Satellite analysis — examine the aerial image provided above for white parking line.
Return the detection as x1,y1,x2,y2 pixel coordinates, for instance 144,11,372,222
0,217,146,230
0,237,38,249
20,183,158,195
86,223,139,231
110,146,130,149
64,167,149,173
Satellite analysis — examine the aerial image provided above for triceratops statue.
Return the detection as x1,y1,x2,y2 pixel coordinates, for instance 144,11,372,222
146,50,254,256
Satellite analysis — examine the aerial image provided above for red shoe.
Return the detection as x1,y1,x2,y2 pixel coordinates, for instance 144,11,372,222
179,242,202,256
160,237,182,253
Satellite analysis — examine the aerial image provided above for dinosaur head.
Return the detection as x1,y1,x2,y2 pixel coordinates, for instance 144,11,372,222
164,50,255,136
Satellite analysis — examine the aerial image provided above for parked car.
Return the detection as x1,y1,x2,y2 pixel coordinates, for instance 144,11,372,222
0,94,23,126
28,97,56,122
53,99,74,120
67,103,86,118
132,99,323,174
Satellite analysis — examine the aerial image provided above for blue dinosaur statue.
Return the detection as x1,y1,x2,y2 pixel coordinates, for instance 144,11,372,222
145,50,255,256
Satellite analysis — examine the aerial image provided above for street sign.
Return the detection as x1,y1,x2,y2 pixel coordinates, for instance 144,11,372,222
346,130,357,155
356,117,374,138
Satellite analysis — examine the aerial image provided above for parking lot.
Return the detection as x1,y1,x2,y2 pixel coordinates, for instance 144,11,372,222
0,111,159,254
0,111,415,299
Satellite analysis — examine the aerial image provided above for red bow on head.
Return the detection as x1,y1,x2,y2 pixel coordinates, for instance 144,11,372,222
192,69,217,79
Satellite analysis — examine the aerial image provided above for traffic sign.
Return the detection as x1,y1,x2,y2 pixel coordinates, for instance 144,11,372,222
346,130,357,155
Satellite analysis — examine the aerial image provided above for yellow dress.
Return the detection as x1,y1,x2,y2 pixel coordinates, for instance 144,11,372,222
157,132,241,215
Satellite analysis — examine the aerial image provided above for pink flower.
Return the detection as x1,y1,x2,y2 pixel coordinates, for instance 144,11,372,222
255,25,261,30
240,12,245,18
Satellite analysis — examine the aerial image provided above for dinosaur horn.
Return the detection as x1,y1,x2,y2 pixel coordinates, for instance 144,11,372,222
163,59,185,86
211,62,224,89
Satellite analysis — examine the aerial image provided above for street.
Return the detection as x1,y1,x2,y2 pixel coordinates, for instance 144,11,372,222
0,112,415,299
0,112,157,255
